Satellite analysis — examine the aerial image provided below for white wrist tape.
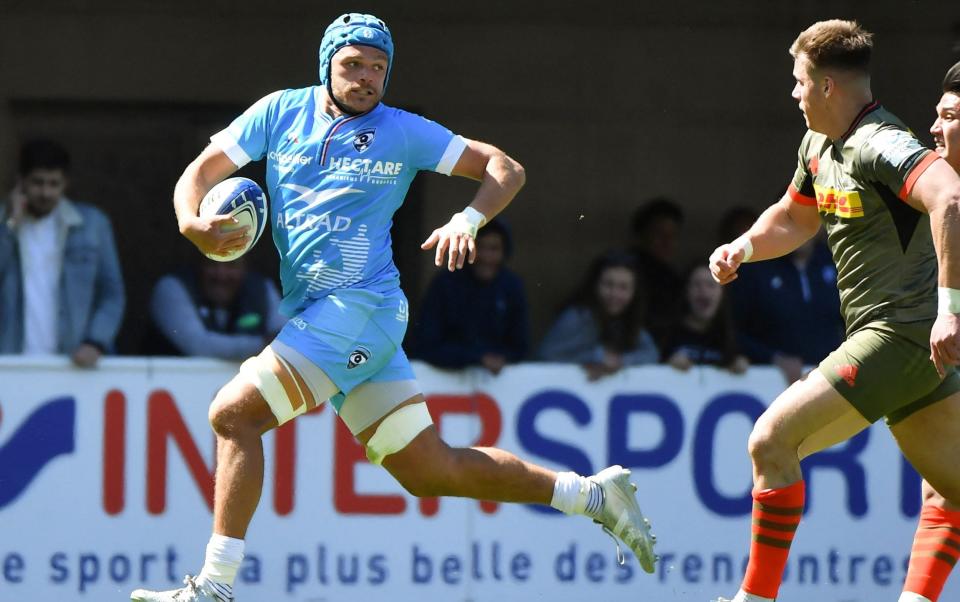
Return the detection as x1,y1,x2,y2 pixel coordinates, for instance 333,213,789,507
447,206,487,239
938,287,960,314
736,237,754,263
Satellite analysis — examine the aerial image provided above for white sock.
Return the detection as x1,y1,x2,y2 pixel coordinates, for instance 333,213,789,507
898,593,933,602
732,590,774,602
197,534,244,601
550,472,604,519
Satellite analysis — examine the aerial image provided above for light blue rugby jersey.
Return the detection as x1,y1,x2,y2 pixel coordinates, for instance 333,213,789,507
211,86,466,317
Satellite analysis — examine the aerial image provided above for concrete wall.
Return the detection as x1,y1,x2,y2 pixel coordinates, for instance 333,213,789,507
2,1,958,348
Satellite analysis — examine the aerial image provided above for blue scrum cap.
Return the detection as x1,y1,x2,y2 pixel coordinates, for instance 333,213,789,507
318,13,394,92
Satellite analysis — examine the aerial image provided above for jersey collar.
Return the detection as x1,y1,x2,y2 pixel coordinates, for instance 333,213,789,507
838,100,880,142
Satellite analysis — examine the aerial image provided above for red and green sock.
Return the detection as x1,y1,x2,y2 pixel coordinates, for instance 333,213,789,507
740,480,805,600
902,504,960,602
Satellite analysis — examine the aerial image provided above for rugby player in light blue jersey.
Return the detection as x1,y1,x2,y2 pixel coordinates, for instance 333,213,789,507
131,13,656,602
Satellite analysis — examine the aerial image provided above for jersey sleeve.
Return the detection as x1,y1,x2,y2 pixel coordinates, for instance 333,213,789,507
210,90,283,168
402,112,467,175
861,127,940,202
787,132,817,206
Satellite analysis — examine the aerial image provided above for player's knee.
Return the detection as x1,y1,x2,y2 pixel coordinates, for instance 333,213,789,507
208,386,260,439
747,419,784,465
208,394,240,438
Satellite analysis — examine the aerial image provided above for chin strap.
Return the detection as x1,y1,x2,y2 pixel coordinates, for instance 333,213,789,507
327,80,365,117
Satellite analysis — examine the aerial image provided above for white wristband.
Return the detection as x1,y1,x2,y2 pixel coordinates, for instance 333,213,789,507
938,287,960,314
736,237,754,263
461,206,486,228
447,206,487,239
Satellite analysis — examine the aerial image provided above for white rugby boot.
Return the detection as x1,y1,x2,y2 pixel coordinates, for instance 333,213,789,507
130,575,227,601
590,465,658,573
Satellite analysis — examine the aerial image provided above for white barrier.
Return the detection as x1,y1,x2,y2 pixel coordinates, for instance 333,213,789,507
0,357,950,602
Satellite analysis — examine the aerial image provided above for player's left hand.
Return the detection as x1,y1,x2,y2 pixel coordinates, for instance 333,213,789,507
421,222,477,271
930,313,960,377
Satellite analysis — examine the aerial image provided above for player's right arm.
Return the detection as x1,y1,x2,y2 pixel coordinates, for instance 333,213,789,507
175,90,279,257
709,194,821,285
421,139,525,271
710,134,822,285
173,144,250,258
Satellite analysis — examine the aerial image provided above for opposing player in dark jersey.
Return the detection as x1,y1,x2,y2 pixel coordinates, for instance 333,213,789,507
709,21,960,602
894,59,960,602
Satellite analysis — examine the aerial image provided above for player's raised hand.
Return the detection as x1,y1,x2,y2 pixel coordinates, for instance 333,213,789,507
179,214,251,258
421,210,481,271
421,227,477,271
708,241,749,285
929,313,960,377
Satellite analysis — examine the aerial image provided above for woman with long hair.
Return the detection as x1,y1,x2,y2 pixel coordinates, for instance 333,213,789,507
657,263,748,373
538,251,658,380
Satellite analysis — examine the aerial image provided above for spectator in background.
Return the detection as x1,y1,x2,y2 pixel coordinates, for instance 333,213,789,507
658,264,748,373
143,256,285,360
628,196,684,334
538,251,658,380
0,139,125,367
717,205,761,247
730,236,843,383
413,218,528,374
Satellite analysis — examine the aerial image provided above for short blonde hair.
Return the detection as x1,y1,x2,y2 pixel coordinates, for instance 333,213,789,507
789,19,873,73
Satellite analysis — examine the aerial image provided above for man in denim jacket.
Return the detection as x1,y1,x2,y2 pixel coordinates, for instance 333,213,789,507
0,139,125,367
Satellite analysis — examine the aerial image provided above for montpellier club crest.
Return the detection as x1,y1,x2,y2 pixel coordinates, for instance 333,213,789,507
353,129,376,153
347,347,371,370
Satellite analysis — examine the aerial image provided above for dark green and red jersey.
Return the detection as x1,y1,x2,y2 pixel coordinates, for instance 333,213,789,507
789,102,941,336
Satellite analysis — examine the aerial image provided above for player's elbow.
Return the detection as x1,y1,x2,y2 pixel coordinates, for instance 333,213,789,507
929,183,960,223
180,154,208,183
501,152,526,191
514,159,527,190
946,182,960,213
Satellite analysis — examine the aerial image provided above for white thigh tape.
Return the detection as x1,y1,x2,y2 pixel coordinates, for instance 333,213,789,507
239,353,309,426
340,379,421,436
365,402,433,465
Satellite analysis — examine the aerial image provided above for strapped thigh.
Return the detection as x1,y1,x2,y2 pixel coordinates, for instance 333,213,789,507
238,341,339,426
339,379,421,435
364,401,434,465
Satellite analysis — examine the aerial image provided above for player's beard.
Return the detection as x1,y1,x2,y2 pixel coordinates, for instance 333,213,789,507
329,82,380,116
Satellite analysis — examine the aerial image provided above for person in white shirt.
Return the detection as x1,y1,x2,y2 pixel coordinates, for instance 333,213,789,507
0,138,125,367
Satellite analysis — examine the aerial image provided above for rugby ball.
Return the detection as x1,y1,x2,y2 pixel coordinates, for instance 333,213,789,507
198,177,268,262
